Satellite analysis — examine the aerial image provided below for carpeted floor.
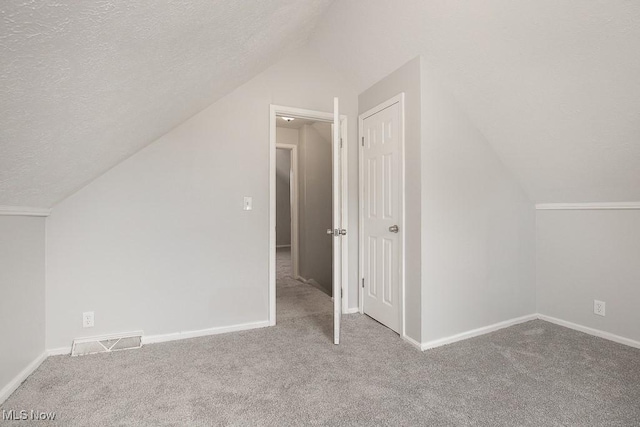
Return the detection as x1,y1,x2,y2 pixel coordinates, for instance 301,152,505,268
2,250,639,426
275,248,332,325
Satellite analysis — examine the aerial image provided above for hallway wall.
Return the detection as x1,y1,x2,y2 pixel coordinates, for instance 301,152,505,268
275,146,292,247
298,123,332,294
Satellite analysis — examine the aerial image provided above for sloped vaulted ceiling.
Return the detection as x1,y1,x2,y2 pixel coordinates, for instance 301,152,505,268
0,0,334,207
308,0,640,203
3,1,639,207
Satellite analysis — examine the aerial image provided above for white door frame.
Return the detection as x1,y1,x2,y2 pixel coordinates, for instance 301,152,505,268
269,105,349,326
358,93,406,338
275,143,300,278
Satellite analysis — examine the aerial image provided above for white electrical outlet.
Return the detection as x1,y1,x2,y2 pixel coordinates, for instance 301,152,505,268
593,300,606,317
82,311,94,328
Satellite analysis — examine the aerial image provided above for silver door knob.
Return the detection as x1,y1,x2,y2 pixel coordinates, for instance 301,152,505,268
389,225,399,233
327,229,347,236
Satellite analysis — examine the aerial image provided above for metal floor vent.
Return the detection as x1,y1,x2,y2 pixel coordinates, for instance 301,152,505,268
71,331,143,357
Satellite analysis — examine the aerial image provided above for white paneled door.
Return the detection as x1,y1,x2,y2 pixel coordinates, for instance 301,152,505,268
361,99,402,333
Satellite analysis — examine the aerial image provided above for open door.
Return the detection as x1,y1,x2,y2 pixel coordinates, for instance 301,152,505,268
332,97,342,344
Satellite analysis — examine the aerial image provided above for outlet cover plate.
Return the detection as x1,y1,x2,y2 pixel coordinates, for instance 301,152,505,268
83,311,95,328
594,300,606,317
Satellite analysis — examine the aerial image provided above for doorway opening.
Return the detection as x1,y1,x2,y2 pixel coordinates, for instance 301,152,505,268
269,103,348,344
275,119,333,326
276,119,332,297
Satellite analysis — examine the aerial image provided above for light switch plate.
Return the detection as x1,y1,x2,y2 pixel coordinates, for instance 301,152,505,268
243,196,252,211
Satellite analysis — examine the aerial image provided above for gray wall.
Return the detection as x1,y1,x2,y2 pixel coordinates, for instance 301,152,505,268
275,147,292,247
420,61,536,343
537,210,640,342
0,216,45,395
45,51,360,349
359,57,423,342
298,123,333,294
359,56,536,344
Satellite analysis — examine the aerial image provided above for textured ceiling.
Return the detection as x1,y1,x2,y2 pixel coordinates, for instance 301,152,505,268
309,0,640,203
0,0,333,207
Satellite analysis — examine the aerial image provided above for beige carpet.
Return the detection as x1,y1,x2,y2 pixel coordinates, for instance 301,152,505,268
2,253,639,425
276,248,332,324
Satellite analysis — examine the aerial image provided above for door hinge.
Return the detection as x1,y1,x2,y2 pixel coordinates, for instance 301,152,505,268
361,136,364,146
340,138,343,148
341,288,343,298
361,278,365,288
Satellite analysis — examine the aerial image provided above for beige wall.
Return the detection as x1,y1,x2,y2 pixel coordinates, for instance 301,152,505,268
537,210,640,343
358,57,423,342
45,50,359,349
298,123,333,294
0,216,45,398
359,56,536,345
420,61,536,344
275,140,294,246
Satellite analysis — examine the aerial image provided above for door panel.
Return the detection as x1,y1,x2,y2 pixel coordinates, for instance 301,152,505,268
362,102,401,333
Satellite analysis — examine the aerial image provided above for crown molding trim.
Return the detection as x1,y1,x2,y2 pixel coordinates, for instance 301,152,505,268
0,206,52,217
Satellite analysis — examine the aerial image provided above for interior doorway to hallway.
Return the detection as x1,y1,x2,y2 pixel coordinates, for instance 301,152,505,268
269,102,348,344
276,118,333,297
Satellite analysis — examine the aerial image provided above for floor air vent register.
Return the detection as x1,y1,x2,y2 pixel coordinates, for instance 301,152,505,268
71,331,143,356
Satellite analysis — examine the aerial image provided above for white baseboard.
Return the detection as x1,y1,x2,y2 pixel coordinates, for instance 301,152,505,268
142,320,271,345
422,314,538,351
537,314,640,349
344,307,359,314
47,347,72,356
0,352,48,404
402,334,423,351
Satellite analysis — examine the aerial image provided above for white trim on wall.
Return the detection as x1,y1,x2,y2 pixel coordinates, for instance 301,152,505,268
47,347,72,356
421,314,537,350
398,313,640,352
537,314,640,349
0,352,48,404
143,320,270,345
402,335,423,351
0,206,51,217
536,202,640,210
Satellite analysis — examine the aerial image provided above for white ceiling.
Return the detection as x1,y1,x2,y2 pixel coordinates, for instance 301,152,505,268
276,116,317,129
3,1,639,207
308,0,640,203
0,0,333,207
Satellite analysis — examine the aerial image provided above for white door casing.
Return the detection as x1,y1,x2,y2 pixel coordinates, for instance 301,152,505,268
332,97,342,345
359,95,404,334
